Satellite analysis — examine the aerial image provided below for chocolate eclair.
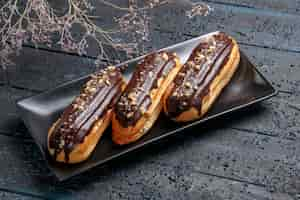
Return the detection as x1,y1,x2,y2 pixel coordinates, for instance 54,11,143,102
112,51,181,145
163,32,240,122
48,66,125,163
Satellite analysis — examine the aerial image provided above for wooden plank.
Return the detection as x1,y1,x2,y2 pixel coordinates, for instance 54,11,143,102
0,191,41,200
0,136,55,198
0,86,35,137
150,1,300,52
18,0,300,58
175,128,300,195
229,95,300,140
0,68,5,84
8,47,99,91
202,0,300,15
0,132,296,199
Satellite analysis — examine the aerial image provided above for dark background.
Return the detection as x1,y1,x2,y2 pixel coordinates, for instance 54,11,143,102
0,0,299,199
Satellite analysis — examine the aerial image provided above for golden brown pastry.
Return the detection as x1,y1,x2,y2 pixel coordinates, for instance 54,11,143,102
48,66,125,163
163,32,240,122
112,51,181,145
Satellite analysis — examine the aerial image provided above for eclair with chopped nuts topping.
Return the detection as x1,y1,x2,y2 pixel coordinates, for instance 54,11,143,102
48,66,125,163
112,51,181,145
163,32,240,122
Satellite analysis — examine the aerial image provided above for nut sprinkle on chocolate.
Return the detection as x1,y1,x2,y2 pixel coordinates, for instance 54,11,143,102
49,66,123,162
115,51,178,127
166,32,234,117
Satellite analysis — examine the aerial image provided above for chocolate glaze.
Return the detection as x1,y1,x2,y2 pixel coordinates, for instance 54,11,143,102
166,32,234,117
115,51,177,127
49,66,123,162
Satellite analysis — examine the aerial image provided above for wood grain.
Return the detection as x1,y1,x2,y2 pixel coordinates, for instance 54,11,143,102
0,129,297,199
6,48,99,91
0,1,299,199
202,0,300,15
21,0,300,57
0,191,41,200
150,2,300,52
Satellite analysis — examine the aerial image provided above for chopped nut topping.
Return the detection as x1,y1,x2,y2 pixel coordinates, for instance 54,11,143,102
207,45,216,54
176,90,183,96
196,52,205,60
172,91,178,97
105,79,111,85
107,66,115,71
194,55,204,63
140,107,146,114
126,112,134,118
78,105,85,111
195,51,201,56
194,65,201,70
128,92,137,102
59,140,65,148
209,45,216,50
97,79,104,84
207,58,213,64
210,39,217,47
86,80,93,86
90,74,97,79
187,61,194,67
154,57,162,66
184,90,192,97
178,72,185,77
101,69,107,75
184,81,192,89
137,87,144,92
131,101,137,106
161,53,169,61
73,104,78,109
87,87,97,93
148,71,154,77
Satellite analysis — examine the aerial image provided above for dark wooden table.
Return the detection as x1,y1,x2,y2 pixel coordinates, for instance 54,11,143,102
0,1,299,199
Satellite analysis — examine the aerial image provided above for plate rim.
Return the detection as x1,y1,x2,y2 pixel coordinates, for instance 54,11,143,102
16,31,278,181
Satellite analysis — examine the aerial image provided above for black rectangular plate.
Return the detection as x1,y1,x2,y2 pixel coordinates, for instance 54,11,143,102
17,32,277,181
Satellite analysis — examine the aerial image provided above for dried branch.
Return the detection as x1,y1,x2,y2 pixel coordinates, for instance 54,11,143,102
0,0,212,69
